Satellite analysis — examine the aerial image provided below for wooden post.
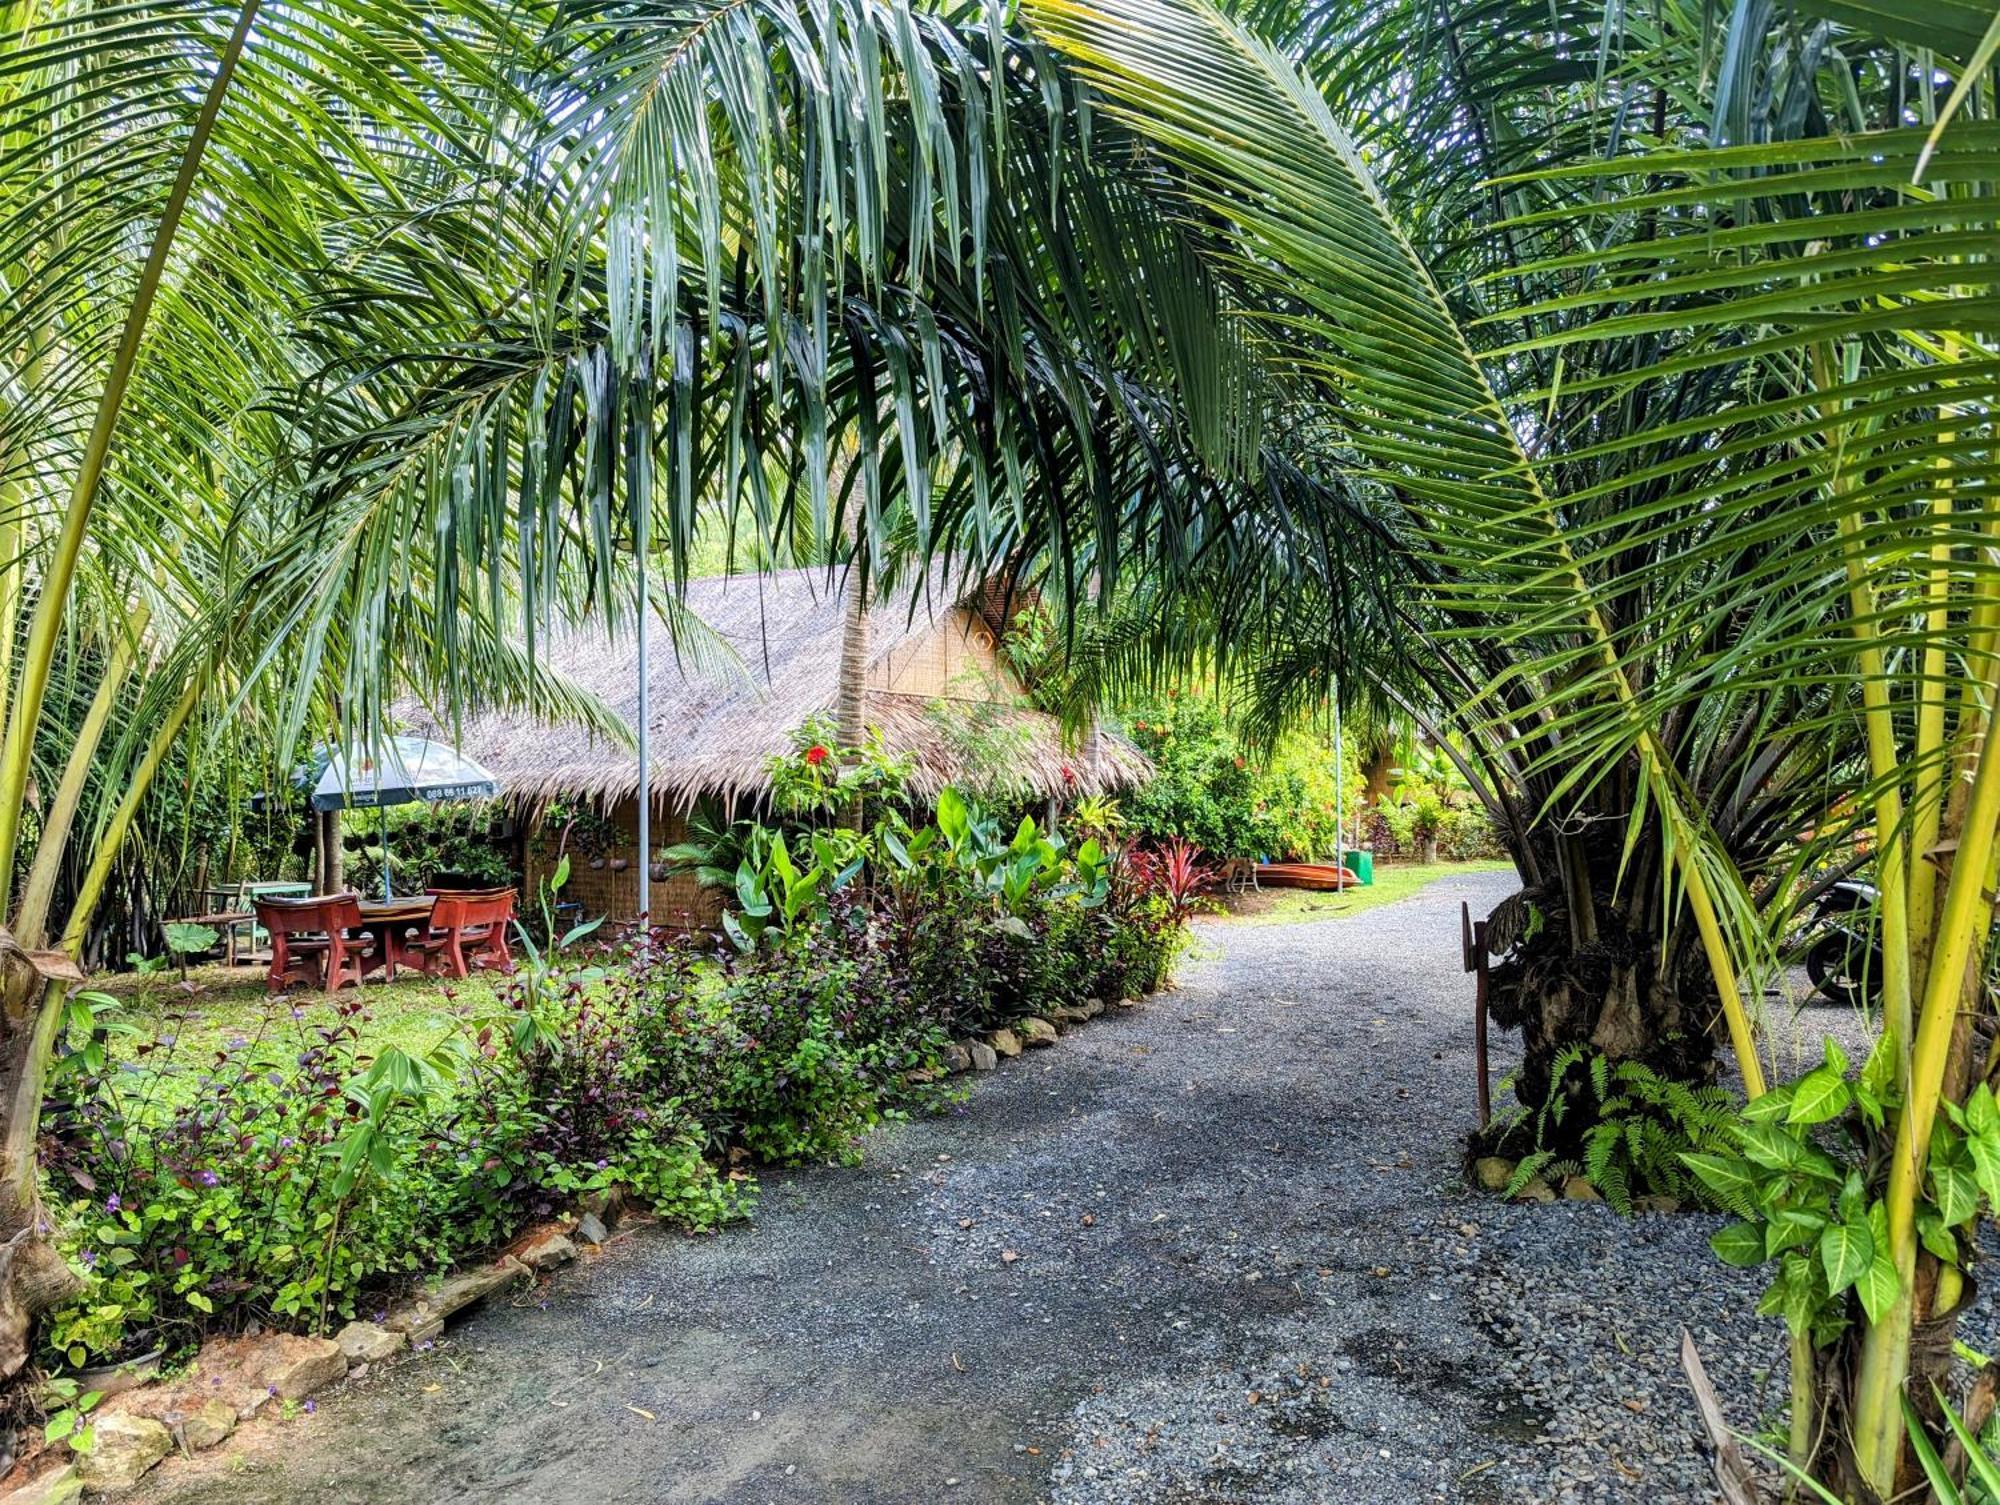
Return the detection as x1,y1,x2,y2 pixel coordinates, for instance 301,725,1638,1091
1461,901,1491,1129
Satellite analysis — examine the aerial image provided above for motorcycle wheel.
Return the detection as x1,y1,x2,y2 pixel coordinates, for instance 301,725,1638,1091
1806,932,1878,1010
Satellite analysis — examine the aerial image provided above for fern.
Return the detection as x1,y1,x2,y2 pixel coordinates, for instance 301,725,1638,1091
1503,1150,1557,1198
1510,1047,1735,1214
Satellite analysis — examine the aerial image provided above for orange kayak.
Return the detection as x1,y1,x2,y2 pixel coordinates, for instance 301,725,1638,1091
1256,862,1362,890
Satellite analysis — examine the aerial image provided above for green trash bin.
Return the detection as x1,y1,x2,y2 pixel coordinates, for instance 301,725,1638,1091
1342,849,1374,886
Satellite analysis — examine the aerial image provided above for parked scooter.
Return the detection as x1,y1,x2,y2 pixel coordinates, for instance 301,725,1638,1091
1802,879,1882,1009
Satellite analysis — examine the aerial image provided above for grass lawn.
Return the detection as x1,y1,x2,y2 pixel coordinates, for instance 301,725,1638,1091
1207,858,1513,925
88,962,505,1072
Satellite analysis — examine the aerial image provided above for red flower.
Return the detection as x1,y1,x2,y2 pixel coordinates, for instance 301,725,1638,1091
1061,763,1077,787
805,745,829,766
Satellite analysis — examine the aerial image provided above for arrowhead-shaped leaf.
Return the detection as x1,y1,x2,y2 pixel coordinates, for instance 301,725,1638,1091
1857,1251,1900,1323
1821,1220,1873,1294
1711,1221,1767,1267
1932,1161,1979,1227
1788,1066,1850,1125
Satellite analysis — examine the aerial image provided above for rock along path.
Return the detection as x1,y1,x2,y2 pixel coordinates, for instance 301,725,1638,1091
137,869,1797,1504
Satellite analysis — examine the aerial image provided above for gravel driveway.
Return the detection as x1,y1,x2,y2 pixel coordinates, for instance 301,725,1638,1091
136,868,1814,1504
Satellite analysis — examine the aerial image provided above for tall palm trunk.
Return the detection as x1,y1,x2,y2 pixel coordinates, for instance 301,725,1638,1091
835,569,870,829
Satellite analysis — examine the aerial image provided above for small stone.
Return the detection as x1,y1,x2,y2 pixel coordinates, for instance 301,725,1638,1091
75,1414,172,1491
575,1212,609,1247
1081,998,1105,1018
386,1257,529,1335
181,1397,238,1451
987,1028,1022,1058
942,1042,973,1074
1114,997,1139,1011
336,1320,405,1364
1562,1176,1601,1202
1457,1222,1478,1238
1000,1250,1020,1264
903,1066,940,1085
1050,1004,1090,1028
265,1335,347,1400
577,1185,628,1229
1017,1018,1058,1048
966,1041,998,1072
0,1462,78,1505
1517,1177,1558,1204
1635,1194,1682,1215
1473,1156,1514,1192
74,1353,162,1402
513,1227,578,1270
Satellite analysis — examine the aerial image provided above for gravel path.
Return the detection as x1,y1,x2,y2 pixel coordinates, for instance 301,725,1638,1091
136,869,1826,1504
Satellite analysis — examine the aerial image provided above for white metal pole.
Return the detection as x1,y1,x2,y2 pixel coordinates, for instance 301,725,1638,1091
635,508,651,928
1332,684,1344,894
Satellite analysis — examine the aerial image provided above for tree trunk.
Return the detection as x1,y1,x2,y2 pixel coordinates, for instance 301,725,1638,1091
835,571,870,830
1477,825,1718,1152
1360,735,1395,808
0,932,82,1379
316,808,344,895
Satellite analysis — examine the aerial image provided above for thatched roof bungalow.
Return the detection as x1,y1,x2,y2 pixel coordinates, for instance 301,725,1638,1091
416,567,1148,923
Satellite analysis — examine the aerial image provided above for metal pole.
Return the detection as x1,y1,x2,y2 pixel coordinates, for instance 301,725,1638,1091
635,494,651,929
1332,682,1344,894
380,802,391,901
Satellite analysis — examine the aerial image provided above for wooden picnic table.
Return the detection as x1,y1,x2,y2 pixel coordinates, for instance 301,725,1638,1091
352,898,437,983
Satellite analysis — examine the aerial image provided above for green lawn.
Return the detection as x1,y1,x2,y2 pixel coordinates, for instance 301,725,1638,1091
1208,858,1513,925
89,962,503,1071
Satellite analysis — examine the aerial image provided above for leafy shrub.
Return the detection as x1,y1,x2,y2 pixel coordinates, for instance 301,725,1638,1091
42,994,475,1360
456,941,746,1227
41,937,744,1366
42,774,1182,1372
1119,694,1264,858
1366,800,1504,861
1117,689,1364,860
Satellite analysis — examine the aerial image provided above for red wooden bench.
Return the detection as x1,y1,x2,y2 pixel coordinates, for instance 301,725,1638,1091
408,887,517,979
254,894,373,995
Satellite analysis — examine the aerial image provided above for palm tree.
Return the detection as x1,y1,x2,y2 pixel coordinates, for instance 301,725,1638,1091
1018,0,2000,1490
0,0,636,1374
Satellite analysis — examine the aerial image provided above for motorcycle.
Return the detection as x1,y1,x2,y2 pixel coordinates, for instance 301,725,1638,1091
1802,878,1882,1009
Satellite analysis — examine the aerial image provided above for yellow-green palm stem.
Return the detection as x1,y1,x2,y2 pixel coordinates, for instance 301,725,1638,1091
1816,346,1915,1073
0,0,260,883
15,605,147,948
1835,504,1916,1075
1905,462,1958,996
1665,797,1767,1098
1787,1326,1815,1495
57,676,200,960
1852,667,2000,1493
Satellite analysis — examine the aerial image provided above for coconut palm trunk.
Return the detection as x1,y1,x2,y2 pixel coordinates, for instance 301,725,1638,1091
835,569,870,829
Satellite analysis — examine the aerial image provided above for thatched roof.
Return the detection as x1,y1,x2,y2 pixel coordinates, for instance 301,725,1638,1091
409,567,1150,810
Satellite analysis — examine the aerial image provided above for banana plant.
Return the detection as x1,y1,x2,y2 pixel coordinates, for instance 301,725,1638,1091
721,833,852,954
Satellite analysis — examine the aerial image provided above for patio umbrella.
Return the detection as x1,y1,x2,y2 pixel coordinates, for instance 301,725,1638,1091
301,737,500,899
